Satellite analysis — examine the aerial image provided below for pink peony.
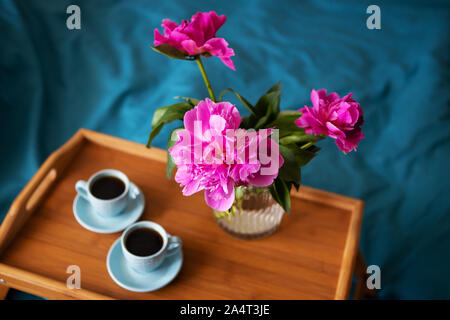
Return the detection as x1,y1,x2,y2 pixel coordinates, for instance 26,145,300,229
169,98,283,211
295,89,364,152
154,11,235,70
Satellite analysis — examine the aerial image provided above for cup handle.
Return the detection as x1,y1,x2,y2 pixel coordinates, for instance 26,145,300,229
166,235,182,256
75,180,89,200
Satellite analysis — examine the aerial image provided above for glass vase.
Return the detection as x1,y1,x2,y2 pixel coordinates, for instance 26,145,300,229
213,186,285,240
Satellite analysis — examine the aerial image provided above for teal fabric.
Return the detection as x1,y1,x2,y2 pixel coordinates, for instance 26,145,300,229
1,0,449,299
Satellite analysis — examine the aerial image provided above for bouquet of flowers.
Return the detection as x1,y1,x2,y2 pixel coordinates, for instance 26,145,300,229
147,11,364,215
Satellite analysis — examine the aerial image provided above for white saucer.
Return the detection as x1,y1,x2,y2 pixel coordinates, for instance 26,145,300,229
106,238,183,292
73,182,145,234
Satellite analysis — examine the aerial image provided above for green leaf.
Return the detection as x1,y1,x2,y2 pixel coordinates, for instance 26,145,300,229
253,83,282,128
306,145,321,153
280,143,318,169
269,184,282,206
240,82,282,130
294,146,317,167
279,145,301,184
240,115,254,129
151,102,192,128
270,177,291,213
174,96,200,106
292,170,301,191
219,88,256,115
279,133,323,145
166,127,183,179
267,82,282,94
146,102,193,147
151,44,193,60
147,125,164,148
267,111,302,137
254,91,280,129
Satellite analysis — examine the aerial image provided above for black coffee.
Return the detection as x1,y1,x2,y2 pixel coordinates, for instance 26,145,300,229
90,176,125,200
125,228,163,257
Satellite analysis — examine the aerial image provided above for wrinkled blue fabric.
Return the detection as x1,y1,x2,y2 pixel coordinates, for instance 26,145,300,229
1,0,449,299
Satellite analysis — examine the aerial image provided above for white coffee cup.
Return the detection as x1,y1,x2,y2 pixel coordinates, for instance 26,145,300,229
75,169,130,217
121,221,182,273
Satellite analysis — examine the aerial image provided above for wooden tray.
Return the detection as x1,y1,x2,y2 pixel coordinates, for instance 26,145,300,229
0,129,364,300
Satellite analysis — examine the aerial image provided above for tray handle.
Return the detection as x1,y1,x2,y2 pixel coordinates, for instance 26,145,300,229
0,130,86,255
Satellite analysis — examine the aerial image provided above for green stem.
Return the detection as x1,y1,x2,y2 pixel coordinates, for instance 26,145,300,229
300,134,326,150
300,141,314,150
196,56,216,102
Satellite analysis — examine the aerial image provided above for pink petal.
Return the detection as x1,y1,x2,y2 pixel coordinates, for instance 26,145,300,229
209,115,226,134
181,39,203,55
311,89,320,110
247,171,277,187
326,122,345,139
203,38,235,70
153,29,167,46
183,108,197,134
204,181,235,211
327,92,340,102
316,89,328,101
162,19,179,32
182,178,203,196
219,57,236,71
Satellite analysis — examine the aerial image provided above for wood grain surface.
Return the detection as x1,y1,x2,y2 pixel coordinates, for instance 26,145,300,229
0,129,364,300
